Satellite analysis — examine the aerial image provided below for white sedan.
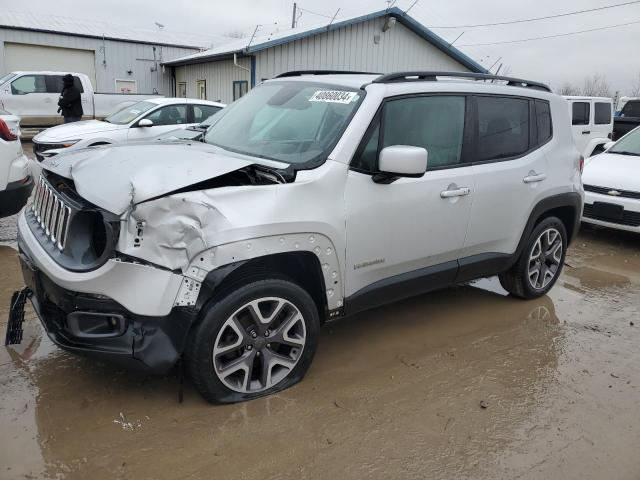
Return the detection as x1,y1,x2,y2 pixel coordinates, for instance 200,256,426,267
582,126,640,233
0,109,31,218
32,98,224,162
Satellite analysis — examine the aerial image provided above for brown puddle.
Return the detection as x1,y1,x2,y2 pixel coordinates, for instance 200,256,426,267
1,217,640,479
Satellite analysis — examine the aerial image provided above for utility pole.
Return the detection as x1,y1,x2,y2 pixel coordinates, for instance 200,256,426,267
291,3,297,28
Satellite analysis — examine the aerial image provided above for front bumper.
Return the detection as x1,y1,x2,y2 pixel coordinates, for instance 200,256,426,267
18,244,197,373
582,191,640,233
0,176,33,218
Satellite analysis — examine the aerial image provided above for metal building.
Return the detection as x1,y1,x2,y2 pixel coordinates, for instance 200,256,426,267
163,7,486,104
0,12,223,95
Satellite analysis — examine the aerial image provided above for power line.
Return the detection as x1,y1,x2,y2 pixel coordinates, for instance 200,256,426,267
458,19,640,46
297,6,334,19
427,0,640,28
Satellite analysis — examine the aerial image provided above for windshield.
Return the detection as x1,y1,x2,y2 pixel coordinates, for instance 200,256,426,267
610,128,640,156
0,73,16,86
204,82,363,165
104,101,157,125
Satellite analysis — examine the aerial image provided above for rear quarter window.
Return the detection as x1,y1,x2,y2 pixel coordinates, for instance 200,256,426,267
535,100,552,144
594,102,612,125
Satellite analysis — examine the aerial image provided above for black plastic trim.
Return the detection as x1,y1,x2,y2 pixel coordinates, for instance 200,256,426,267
0,176,33,218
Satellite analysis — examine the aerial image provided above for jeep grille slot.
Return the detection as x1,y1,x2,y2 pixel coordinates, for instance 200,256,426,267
31,176,72,250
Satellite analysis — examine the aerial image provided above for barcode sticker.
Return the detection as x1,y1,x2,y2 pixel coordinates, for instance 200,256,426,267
309,90,358,104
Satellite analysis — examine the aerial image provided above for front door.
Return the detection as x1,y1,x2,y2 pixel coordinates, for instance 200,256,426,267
127,104,189,141
345,94,474,299
4,74,57,126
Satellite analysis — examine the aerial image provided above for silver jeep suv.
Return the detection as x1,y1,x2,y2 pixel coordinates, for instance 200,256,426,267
9,71,583,403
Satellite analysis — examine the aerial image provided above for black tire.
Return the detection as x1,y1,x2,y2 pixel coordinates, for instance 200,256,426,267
499,216,567,299
185,278,320,404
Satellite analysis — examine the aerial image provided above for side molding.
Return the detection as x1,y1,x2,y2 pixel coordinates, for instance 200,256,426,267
174,233,343,310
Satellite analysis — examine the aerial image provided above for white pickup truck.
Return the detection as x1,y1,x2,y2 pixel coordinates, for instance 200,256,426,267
0,71,163,133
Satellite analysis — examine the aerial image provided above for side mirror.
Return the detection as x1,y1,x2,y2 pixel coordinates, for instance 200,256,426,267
375,145,428,183
138,118,154,127
603,141,616,150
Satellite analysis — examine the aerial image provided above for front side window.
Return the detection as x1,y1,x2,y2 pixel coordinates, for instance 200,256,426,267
594,102,612,125
535,100,552,145
476,96,529,162
351,96,466,173
144,104,188,126
11,75,46,94
104,101,156,125
204,82,363,166
572,102,590,125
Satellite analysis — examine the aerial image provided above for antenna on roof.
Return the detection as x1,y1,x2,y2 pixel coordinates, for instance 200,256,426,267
246,25,262,51
154,21,165,30
404,0,419,14
326,9,340,31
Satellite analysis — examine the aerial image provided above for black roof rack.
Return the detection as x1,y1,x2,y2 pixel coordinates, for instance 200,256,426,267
372,71,552,92
275,70,380,78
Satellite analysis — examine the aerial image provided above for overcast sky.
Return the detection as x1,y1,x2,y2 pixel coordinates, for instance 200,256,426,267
12,0,640,94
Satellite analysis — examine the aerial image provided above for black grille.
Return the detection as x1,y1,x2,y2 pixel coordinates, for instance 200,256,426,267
583,184,640,200
583,204,640,227
33,142,69,162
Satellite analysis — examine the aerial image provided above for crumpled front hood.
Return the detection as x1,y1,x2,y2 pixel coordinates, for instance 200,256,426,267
583,152,640,191
34,120,122,142
41,142,258,214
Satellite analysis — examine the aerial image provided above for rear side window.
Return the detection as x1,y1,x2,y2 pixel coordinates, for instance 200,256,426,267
594,103,612,125
535,100,552,144
193,104,222,123
45,75,85,94
476,96,529,162
622,101,640,117
351,95,467,172
572,102,590,125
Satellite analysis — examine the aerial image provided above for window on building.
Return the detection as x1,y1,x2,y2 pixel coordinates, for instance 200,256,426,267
535,100,553,144
196,80,206,100
594,102,612,125
572,102,590,125
11,75,46,94
476,96,530,162
233,81,248,101
192,104,222,123
177,82,187,98
143,104,188,126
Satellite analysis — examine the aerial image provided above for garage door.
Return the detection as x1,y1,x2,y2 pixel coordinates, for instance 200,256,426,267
4,43,96,88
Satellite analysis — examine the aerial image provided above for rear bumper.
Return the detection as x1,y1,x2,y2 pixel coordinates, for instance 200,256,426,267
18,249,197,373
0,176,33,218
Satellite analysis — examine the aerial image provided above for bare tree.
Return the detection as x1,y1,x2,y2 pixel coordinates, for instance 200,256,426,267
559,82,582,96
630,72,640,97
582,74,612,98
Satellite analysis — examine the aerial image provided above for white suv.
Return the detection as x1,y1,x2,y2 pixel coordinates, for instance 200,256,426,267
8,71,583,403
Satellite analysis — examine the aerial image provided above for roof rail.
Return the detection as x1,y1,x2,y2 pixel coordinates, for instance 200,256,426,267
275,70,380,78
372,71,552,92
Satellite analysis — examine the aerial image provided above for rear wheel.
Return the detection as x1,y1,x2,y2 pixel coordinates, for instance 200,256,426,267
499,216,567,299
185,278,320,403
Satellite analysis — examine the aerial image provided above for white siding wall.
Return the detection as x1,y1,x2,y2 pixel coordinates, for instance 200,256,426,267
254,18,468,80
0,28,198,94
177,57,251,104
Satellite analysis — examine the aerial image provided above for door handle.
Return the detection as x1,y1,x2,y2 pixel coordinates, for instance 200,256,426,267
523,173,547,183
582,130,591,135
440,187,471,198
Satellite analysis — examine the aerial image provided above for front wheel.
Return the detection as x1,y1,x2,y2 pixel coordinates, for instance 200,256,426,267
185,278,320,403
499,216,567,299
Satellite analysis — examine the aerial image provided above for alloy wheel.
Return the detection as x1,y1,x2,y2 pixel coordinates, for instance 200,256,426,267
213,297,306,393
527,227,563,290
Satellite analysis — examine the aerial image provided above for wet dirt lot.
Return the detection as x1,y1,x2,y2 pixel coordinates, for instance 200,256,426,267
1,148,639,479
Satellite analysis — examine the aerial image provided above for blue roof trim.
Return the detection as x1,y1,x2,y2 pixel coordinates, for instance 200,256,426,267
165,7,486,73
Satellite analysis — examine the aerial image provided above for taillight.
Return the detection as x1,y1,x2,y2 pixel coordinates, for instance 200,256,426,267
0,118,17,141
579,155,585,174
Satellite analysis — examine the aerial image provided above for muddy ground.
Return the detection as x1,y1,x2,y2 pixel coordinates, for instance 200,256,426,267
1,147,639,479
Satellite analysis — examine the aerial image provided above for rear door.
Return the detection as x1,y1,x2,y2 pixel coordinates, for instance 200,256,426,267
45,75,92,119
570,100,592,154
461,95,550,273
127,103,189,141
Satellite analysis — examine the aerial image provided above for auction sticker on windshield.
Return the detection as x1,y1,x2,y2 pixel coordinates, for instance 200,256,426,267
309,90,358,104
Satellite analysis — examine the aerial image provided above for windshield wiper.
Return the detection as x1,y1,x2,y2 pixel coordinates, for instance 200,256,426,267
611,150,640,156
